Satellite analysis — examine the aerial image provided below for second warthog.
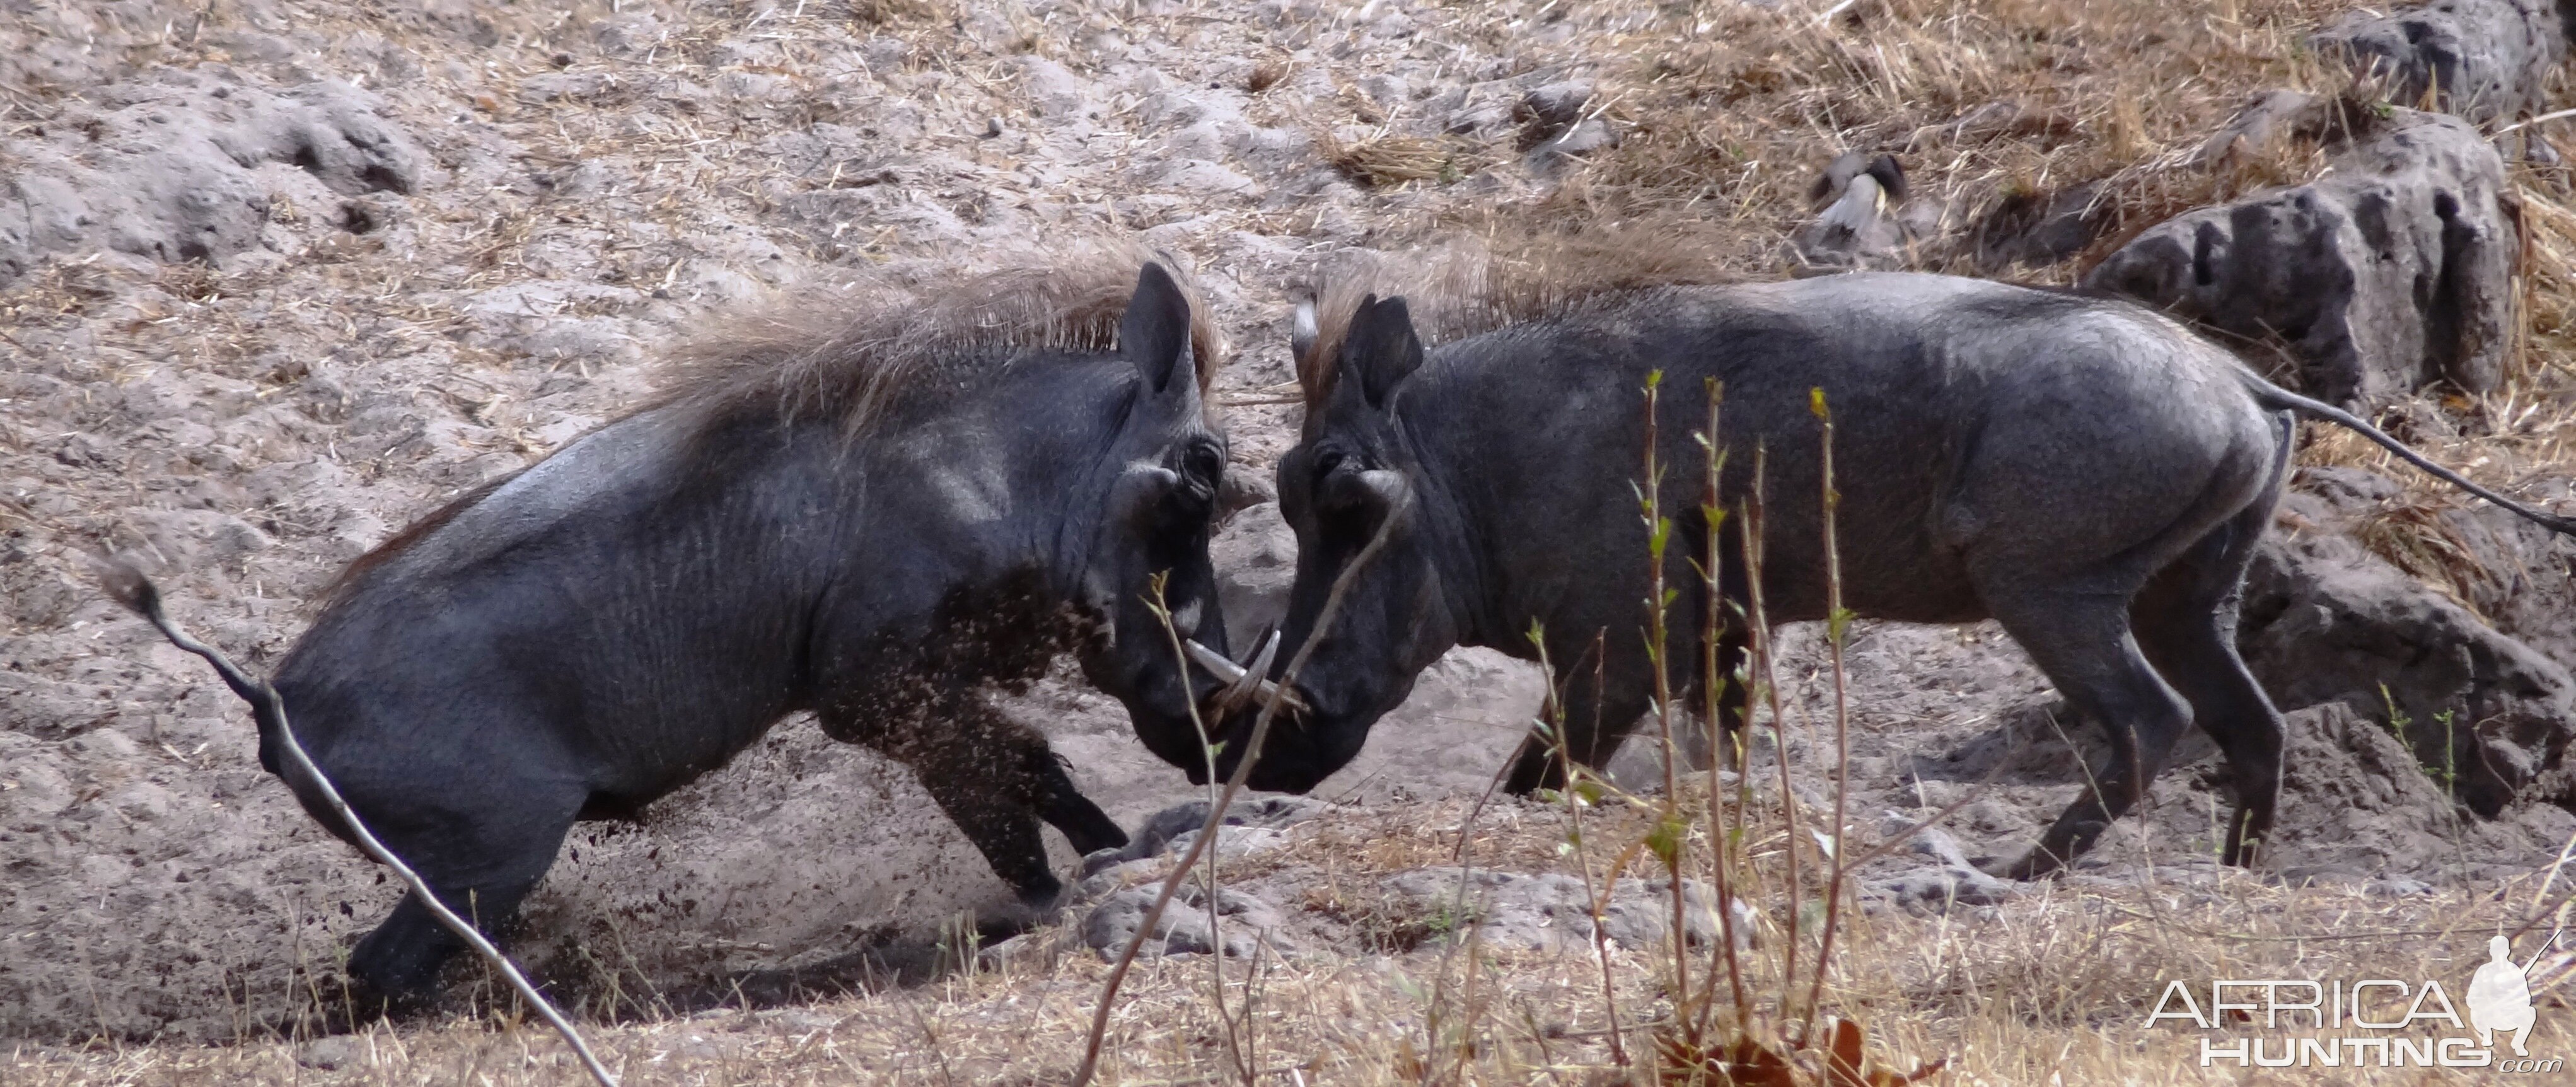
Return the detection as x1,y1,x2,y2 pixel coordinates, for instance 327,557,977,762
1190,265,2575,878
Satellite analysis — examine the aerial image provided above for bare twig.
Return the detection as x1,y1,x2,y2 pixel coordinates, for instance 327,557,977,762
1533,630,1628,1067
97,560,620,1087
1802,388,1853,1039
1637,371,1691,1012
1070,489,1412,1087
1741,445,1806,1019
1691,377,1749,1037
1145,576,1247,1084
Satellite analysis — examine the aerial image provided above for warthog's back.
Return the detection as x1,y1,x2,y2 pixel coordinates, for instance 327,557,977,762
272,407,830,792
1403,272,2282,625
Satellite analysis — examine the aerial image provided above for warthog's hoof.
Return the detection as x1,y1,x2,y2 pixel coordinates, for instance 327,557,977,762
1970,851,2067,881
304,972,438,1032
1079,846,1130,879
1009,876,1070,917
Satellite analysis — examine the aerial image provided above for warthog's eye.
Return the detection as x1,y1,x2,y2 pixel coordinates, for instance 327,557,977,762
1181,439,1224,489
1178,439,1224,511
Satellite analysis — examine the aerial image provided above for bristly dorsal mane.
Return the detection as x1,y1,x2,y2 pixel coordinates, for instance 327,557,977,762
1295,223,1749,412
324,247,1223,603
651,243,1226,437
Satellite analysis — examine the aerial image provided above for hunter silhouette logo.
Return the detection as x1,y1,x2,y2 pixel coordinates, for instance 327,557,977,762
2149,934,2561,1071
2469,934,2538,1057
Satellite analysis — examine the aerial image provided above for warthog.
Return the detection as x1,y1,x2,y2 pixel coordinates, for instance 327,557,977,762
1186,267,2575,878
111,255,1247,1003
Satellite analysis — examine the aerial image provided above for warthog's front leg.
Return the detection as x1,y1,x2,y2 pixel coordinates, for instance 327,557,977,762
872,702,1119,909
1034,757,1128,857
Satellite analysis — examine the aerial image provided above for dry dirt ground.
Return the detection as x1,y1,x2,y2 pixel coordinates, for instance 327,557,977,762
5,0,2576,1083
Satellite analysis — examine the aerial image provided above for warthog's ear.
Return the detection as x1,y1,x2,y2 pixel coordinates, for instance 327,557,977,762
1337,294,1424,409
1290,297,1319,369
1121,261,1195,394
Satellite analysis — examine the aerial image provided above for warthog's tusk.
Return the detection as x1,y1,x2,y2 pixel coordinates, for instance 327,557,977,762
1185,637,1306,712
1227,630,1280,709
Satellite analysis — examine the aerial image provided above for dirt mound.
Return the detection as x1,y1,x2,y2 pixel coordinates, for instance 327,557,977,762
1,68,421,282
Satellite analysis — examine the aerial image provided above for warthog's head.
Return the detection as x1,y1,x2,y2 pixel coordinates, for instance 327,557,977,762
1192,293,1461,792
1072,263,1243,768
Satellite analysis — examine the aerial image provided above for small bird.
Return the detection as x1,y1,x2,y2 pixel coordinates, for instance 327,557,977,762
1794,152,1912,273
1814,153,1906,232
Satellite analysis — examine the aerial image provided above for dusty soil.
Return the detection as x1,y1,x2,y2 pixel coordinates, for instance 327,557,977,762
0,0,1587,1043
3,0,2573,1067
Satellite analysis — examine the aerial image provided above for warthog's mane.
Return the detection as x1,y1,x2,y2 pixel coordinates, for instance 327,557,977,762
1294,225,1749,412
651,243,1226,435
328,246,1223,600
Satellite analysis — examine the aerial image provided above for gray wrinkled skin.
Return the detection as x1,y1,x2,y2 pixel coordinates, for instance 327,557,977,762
253,265,1229,1004
1221,272,2304,881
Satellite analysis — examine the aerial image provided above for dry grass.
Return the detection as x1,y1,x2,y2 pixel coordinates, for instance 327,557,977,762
2350,492,2500,607
849,0,947,26
1321,130,1483,189
4,796,2566,1085
1567,0,2356,274
1248,56,1292,95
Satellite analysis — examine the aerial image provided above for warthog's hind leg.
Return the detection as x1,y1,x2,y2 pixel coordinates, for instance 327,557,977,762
337,772,585,1012
1980,588,2194,880
2128,470,2287,868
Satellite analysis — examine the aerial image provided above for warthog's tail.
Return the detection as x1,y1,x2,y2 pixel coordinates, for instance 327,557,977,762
93,557,623,1082
2236,376,2576,536
95,557,290,753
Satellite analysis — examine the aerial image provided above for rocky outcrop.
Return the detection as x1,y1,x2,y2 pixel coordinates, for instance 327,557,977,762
2270,702,2495,880
1082,883,1296,958
2430,476,2576,661
2311,0,2570,124
0,69,424,284
1082,795,1330,872
1859,825,2012,913
1011,792,1765,965
1062,798,1325,960
2084,108,2514,409
2238,474,2576,816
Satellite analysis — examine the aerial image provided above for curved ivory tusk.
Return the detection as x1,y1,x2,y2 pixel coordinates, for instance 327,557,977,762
1185,637,1306,712
1227,630,1280,706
